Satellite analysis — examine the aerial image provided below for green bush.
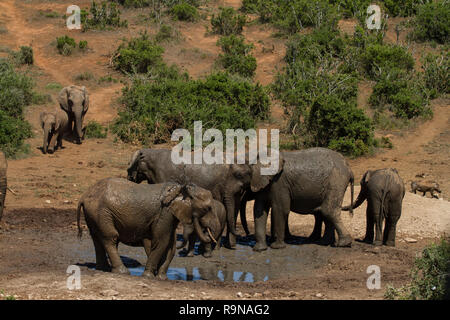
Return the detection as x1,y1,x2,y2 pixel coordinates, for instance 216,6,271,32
211,7,246,35
410,0,449,44
113,71,270,145
170,3,199,22
83,1,128,31
56,35,76,56
385,239,450,300
0,60,34,157
85,121,108,139
217,35,257,77
155,24,179,43
112,0,151,7
78,40,88,50
11,46,34,65
360,44,414,80
422,52,449,95
112,32,165,73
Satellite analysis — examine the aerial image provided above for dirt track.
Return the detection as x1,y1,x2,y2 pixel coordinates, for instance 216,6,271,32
0,0,449,300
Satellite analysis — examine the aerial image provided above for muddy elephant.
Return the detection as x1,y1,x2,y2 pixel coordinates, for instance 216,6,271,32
342,168,405,246
40,109,69,154
177,198,226,258
127,148,252,249
0,151,6,222
77,178,215,279
250,148,354,251
57,85,89,144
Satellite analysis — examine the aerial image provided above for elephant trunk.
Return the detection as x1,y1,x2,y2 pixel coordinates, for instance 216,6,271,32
177,224,192,249
224,195,238,237
342,189,366,211
74,110,83,144
193,217,211,244
0,171,6,222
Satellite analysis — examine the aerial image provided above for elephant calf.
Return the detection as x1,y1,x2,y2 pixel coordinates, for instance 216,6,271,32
177,198,226,258
40,109,69,154
77,178,215,279
343,168,405,246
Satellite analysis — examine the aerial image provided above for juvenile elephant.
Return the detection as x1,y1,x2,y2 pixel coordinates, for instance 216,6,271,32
177,198,226,258
0,151,6,222
57,85,89,144
250,148,354,251
40,109,69,154
342,168,405,246
77,178,215,279
127,148,253,249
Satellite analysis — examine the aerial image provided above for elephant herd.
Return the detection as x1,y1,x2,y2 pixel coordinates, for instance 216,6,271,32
73,147,406,279
0,83,408,279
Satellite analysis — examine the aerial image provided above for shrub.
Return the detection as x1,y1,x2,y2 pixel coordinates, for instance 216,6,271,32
154,24,179,43
56,35,76,56
85,121,108,139
74,72,95,81
113,71,270,145
83,1,128,31
170,3,199,22
216,35,257,77
385,239,450,300
11,46,34,65
410,0,449,44
422,52,449,95
211,7,246,35
360,44,414,80
112,32,165,73
112,0,152,7
0,60,34,157
78,40,88,50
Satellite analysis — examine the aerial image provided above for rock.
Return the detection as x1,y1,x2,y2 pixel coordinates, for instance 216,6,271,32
262,290,271,297
315,293,323,298
100,289,119,297
236,292,243,298
244,293,252,298
253,292,262,298
45,200,51,204
404,238,417,243
288,291,297,297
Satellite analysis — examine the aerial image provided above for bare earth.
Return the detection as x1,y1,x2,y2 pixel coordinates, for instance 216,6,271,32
0,0,449,300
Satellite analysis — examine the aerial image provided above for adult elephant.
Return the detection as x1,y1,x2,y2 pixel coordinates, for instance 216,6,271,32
77,178,215,279
250,148,354,251
57,85,89,144
0,151,6,222
342,168,405,246
127,148,256,248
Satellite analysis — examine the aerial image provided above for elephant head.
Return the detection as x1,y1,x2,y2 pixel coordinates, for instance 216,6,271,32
0,151,6,222
342,170,373,211
161,183,214,244
40,111,62,154
57,85,89,144
127,150,151,184
249,151,285,193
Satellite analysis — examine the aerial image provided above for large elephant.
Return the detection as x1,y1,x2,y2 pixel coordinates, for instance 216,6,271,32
250,148,354,251
177,198,226,258
40,109,69,154
342,168,405,246
77,178,215,279
57,85,89,144
0,151,6,222
127,148,253,248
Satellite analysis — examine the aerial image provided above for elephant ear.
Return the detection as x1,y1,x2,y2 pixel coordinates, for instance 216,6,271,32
362,170,372,186
39,112,47,129
57,87,71,112
161,184,183,206
250,151,284,193
54,111,62,131
169,198,192,225
82,86,89,113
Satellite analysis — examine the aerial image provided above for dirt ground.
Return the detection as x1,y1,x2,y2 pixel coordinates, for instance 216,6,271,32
0,0,449,300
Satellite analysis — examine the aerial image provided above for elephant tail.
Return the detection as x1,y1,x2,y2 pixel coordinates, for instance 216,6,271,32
349,173,354,217
77,200,84,240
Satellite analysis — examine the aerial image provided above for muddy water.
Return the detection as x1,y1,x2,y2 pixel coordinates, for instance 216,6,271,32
73,236,332,283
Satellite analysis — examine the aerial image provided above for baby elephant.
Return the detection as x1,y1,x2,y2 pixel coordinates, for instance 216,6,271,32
77,178,216,279
40,109,69,154
343,168,405,246
411,181,441,199
177,199,226,258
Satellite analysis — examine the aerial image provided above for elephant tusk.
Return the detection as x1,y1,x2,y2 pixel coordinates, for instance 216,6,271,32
207,228,217,244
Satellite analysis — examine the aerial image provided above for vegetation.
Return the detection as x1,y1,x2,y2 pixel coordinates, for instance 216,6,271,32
85,121,108,139
385,239,450,300
410,0,449,44
211,7,246,35
155,24,180,43
170,2,199,22
216,35,257,78
0,60,34,157
56,35,77,56
78,40,88,51
82,1,128,31
421,51,449,96
10,46,34,65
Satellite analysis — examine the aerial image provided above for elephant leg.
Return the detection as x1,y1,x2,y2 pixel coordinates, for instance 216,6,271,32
143,222,174,278
186,232,196,257
320,216,336,245
322,205,352,247
285,213,293,240
253,194,270,252
202,242,213,258
57,133,63,150
308,213,323,242
156,232,177,280
384,201,401,246
363,205,375,244
91,233,110,271
102,237,128,274
372,200,384,246
270,192,290,250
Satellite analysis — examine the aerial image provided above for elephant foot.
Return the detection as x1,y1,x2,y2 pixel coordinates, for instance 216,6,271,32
373,240,383,246
96,263,111,272
253,242,268,252
156,273,168,281
318,237,334,246
111,265,129,275
142,270,156,279
202,251,212,258
362,237,374,244
335,235,352,247
307,233,321,243
384,240,395,247
270,241,286,250
186,251,194,257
